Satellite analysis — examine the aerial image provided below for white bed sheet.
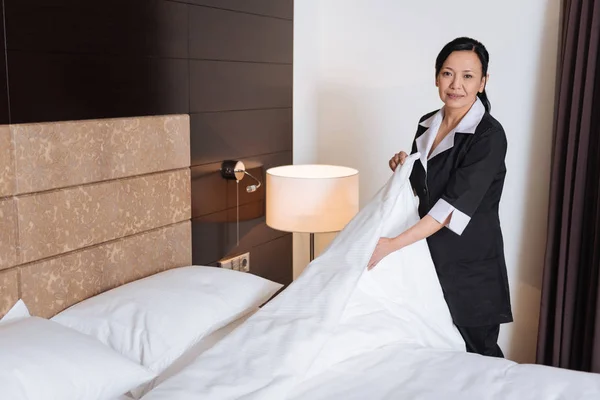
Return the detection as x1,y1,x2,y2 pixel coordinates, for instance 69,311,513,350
110,312,254,400
136,312,254,398
291,344,600,400
141,154,600,400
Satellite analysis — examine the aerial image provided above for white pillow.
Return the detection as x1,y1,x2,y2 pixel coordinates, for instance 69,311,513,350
0,299,31,323
0,316,155,400
52,265,282,377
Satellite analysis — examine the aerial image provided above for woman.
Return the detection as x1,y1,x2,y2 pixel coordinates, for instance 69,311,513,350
367,37,512,357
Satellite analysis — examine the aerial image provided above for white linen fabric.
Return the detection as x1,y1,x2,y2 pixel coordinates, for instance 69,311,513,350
142,154,600,400
131,311,255,399
0,299,31,323
52,266,282,381
0,316,155,400
143,153,463,399
291,344,600,400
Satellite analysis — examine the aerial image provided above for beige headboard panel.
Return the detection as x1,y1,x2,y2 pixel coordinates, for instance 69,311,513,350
0,115,191,318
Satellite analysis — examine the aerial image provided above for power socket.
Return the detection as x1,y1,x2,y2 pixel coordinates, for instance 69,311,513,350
238,252,250,272
217,252,250,272
217,256,233,270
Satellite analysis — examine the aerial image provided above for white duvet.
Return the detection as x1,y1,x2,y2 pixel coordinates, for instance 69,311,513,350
143,154,600,400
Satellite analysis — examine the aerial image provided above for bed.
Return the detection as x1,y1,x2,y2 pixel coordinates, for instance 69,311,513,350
138,154,600,400
1,115,599,400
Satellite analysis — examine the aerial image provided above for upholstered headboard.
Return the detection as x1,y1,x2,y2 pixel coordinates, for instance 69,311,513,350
0,115,192,318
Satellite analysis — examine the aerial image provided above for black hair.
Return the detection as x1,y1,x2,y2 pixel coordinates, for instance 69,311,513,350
435,37,491,113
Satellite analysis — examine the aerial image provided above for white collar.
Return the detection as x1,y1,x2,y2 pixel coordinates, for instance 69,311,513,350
416,97,485,171
419,97,485,133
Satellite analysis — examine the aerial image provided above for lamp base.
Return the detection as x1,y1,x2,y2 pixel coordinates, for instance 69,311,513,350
310,232,315,262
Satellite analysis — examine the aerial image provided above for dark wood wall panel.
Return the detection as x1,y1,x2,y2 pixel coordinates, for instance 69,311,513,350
8,52,189,123
190,61,292,112
190,109,292,165
193,210,292,284
0,0,294,285
190,149,293,283
184,2,294,285
189,6,292,63
0,3,9,125
5,0,188,58
191,202,288,265
181,0,293,19
251,234,293,284
191,151,292,217
191,164,265,218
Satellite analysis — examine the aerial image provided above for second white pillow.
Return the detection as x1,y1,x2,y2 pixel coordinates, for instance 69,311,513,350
52,265,282,376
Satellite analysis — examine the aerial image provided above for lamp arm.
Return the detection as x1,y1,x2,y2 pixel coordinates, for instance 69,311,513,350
236,169,262,193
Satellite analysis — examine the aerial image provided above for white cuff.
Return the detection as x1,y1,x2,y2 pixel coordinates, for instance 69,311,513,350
428,199,471,235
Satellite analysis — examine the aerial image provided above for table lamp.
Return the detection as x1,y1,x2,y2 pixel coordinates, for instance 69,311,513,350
265,164,359,261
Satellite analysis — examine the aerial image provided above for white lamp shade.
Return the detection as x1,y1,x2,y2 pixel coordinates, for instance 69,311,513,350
266,165,359,233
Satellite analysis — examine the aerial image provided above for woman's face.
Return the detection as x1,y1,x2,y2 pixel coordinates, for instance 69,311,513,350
436,50,487,111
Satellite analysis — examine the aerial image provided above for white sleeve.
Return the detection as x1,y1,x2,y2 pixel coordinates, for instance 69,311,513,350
427,198,471,236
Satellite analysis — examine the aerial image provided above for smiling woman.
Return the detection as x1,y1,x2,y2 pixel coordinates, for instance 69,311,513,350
435,38,492,113
372,37,512,359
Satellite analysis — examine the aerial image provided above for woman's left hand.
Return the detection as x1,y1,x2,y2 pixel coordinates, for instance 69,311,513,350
367,237,398,270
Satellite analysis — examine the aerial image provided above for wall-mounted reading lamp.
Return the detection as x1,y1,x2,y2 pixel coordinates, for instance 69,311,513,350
220,160,263,246
220,160,262,192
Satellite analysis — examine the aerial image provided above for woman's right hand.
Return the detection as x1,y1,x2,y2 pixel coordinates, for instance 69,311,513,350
389,151,408,172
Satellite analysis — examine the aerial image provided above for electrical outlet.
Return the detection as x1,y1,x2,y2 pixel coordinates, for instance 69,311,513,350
239,252,250,272
217,252,250,272
231,257,240,271
217,257,233,269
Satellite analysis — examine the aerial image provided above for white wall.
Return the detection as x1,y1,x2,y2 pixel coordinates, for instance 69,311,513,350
292,0,319,278
293,0,561,363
